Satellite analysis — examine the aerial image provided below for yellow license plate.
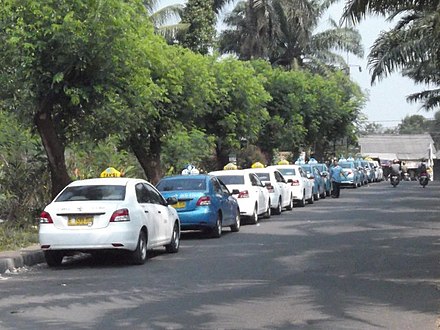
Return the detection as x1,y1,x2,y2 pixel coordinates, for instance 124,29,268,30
172,201,186,209
68,216,93,226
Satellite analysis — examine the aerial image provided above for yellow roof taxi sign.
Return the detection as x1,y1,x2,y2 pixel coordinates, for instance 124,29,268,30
223,162,238,170
277,159,289,165
100,167,122,178
251,162,265,168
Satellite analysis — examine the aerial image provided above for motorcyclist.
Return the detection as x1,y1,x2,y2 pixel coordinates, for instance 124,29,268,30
401,161,408,180
390,159,401,177
418,159,430,179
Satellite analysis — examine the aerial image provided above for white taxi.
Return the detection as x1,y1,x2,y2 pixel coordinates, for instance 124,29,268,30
209,169,271,224
39,178,181,267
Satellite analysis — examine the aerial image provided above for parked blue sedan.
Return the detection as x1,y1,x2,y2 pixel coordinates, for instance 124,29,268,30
300,164,326,200
156,174,240,238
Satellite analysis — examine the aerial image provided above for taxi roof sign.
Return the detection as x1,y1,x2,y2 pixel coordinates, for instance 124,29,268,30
277,160,289,165
100,167,121,178
223,163,238,170
251,162,265,168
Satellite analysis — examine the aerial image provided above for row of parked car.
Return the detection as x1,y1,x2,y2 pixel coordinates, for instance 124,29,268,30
38,158,383,267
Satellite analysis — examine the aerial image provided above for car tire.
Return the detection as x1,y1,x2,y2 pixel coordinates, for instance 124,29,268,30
263,200,271,218
44,250,64,267
308,195,314,204
132,230,148,265
314,192,320,201
286,195,294,210
326,189,331,197
249,205,258,224
211,213,222,238
298,193,306,207
165,222,180,253
320,190,326,199
230,211,240,232
272,198,282,215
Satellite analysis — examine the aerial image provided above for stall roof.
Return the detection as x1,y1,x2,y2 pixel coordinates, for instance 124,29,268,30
358,134,436,161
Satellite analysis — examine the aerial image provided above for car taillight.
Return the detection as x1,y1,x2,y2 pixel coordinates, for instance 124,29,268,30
238,190,249,198
196,196,211,206
266,185,274,193
290,180,300,186
110,208,130,222
346,170,353,175
39,211,53,224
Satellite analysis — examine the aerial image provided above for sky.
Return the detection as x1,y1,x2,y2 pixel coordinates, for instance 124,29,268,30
158,0,435,128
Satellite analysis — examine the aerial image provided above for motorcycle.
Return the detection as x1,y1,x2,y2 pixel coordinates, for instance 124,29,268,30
419,173,429,188
390,174,400,188
402,172,410,181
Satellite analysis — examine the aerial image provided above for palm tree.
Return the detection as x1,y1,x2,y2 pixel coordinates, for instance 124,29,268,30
143,0,189,43
218,0,364,70
342,0,440,110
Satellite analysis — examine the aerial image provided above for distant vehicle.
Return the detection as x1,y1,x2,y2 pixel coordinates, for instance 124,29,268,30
300,164,325,200
313,163,332,197
156,174,240,238
269,164,313,206
339,161,361,188
247,167,293,214
209,169,270,224
39,178,181,267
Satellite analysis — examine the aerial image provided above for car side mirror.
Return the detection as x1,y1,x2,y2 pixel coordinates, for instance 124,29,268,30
231,189,240,195
166,196,178,205
287,179,293,183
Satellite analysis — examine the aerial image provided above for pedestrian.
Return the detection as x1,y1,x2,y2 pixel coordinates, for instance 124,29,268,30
330,159,346,198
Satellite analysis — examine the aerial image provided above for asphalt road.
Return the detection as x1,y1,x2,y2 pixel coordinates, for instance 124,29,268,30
0,180,439,329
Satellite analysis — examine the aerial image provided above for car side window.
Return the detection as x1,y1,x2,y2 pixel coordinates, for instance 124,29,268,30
135,183,150,204
219,180,231,195
144,183,166,206
249,173,258,186
274,171,285,183
211,178,222,194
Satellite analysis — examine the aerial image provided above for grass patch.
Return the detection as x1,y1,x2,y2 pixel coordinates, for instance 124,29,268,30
0,223,39,252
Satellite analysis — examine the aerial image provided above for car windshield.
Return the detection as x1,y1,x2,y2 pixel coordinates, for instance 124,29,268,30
300,165,311,172
255,173,270,181
55,185,126,202
277,168,296,176
216,175,244,185
315,165,326,172
157,178,206,191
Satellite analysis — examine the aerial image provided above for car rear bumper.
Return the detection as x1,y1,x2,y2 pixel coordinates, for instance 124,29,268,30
39,223,139,251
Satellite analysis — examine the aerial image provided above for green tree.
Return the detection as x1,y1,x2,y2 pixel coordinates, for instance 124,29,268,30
219,0,364,70
200,58,271,169
0,0,163,197
397,115,431,134
179,0,216,54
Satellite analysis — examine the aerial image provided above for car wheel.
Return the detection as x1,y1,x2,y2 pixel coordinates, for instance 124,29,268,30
44,250,64,267
326,189,331,197
320,190,326,199
249,205,258,224
165,222,180,253
308,195,314,204
263,200,271,218
211,213,222,238
286,195,294,210
272,198,282,215
298,193,306,207
230,211,240,232
132,230,148,265
314,192,320,201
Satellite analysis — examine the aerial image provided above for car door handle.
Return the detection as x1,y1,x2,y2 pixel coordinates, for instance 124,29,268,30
158,211,162,214
144,210,149,213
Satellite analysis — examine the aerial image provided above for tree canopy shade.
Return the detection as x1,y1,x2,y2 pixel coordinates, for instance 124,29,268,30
0,0,164,197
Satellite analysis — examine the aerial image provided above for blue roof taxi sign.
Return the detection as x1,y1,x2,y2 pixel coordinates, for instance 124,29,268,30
182,164,200,175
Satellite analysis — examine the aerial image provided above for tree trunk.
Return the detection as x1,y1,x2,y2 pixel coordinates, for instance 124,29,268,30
34,109,71,199
130,136,163,185
215,143,230,170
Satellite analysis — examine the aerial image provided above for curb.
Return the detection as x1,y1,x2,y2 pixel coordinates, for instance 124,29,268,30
0,246,45,274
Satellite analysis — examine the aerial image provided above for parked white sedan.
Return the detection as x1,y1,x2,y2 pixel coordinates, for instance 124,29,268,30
39,178,181,267
270,164,314,206
246,167,292,214
210,169,271,224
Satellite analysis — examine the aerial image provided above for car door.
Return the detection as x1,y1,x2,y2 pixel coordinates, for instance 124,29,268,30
249,173,266,215
212,178,234,225
135,183,160,246
143,182,173,245
274,170,289,206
